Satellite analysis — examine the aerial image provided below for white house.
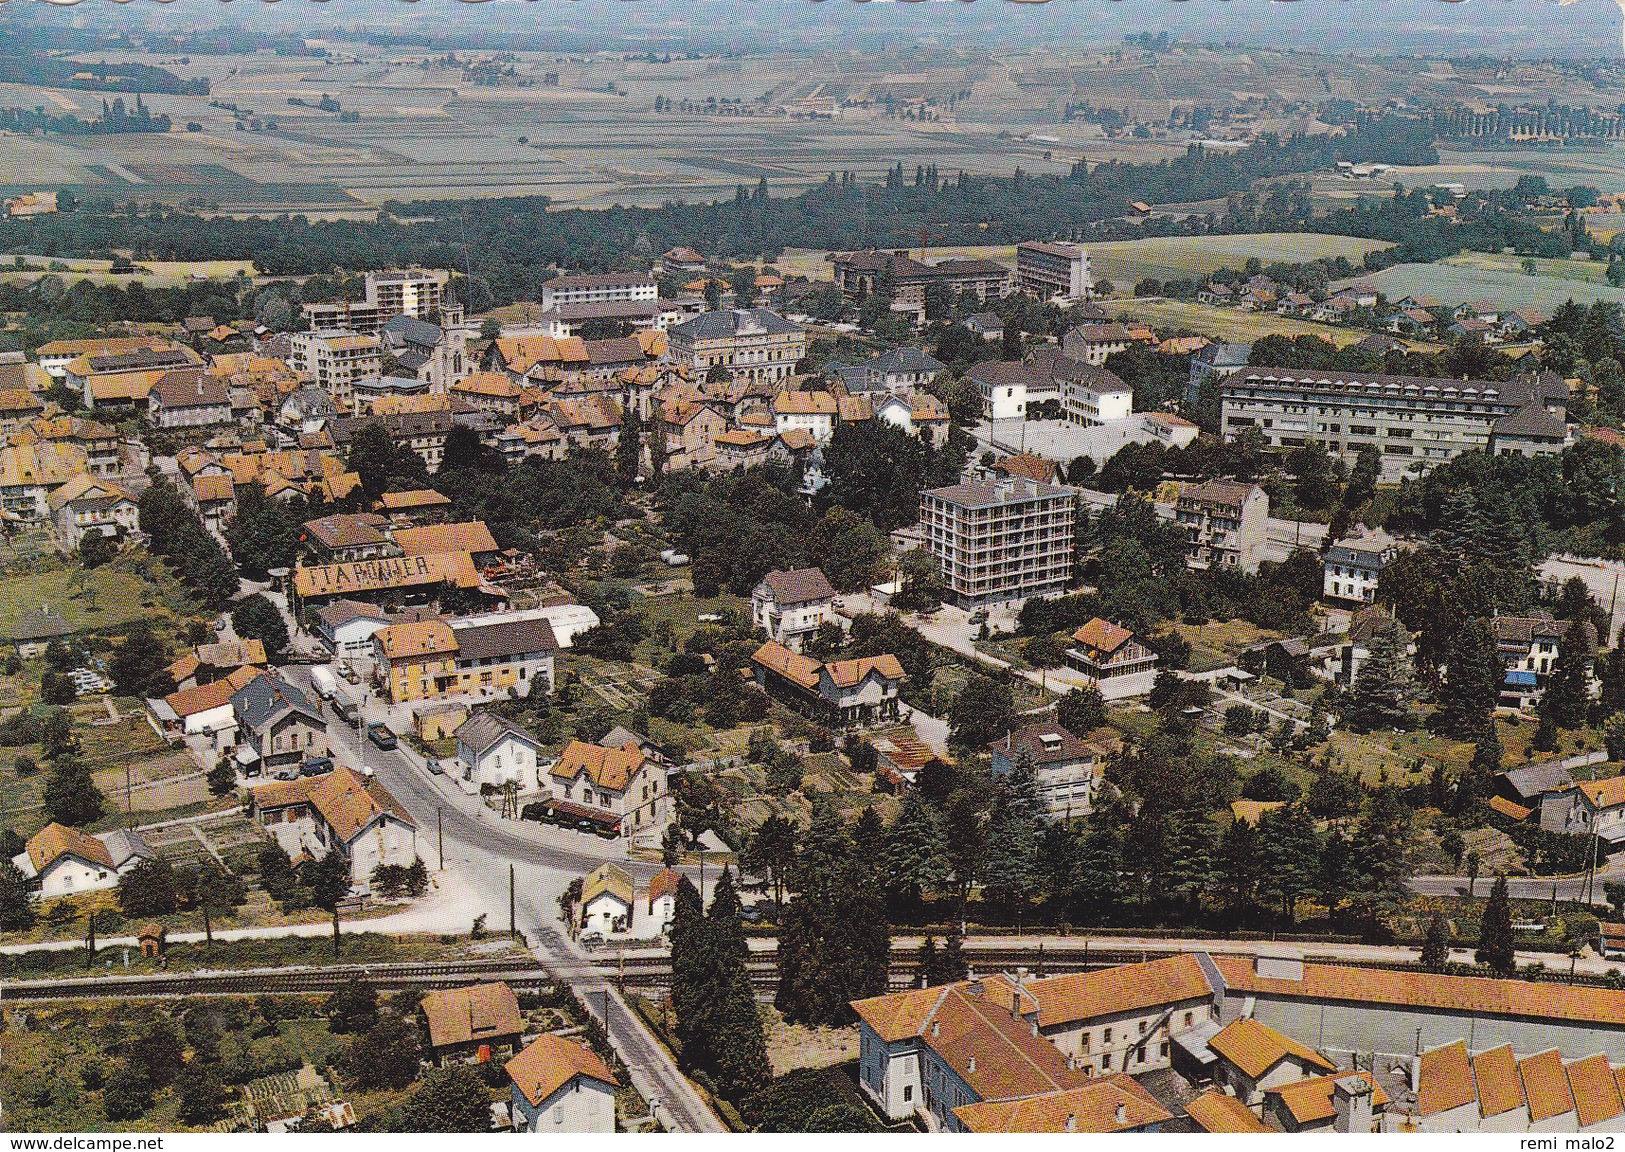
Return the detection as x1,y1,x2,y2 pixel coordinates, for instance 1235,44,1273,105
13,823,154,900
579,862,634,936
47,474,139,550
771,390,838,443
643,867,683,936
507,1033,619,1133
1323,540,1396,604
751,567,837,654
452,711,543,792
313,599,393,667
146,665,264,743
547,739,671,840
247,767,418,887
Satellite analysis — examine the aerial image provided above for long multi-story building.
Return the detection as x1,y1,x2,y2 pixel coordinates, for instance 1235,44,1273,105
1220,367,1570,481
1016,240,1092,301
288,330,382,411
832,250,1012,321
920,477,1077,607
539,272,658,312
666,309,807,387
365,269,449,321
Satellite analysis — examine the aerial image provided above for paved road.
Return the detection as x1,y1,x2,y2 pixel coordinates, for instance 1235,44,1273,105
281,666,726,1132
1408,872,1619,901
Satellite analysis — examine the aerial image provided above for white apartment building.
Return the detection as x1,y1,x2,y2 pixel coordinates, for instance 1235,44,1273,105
539,272,658,312
1016,240,1092,301
1220,368,1570,481
1062,372,1134,426
288,330,382,412
1323,540,1396,603
919,478,1078,607
366,269,449,320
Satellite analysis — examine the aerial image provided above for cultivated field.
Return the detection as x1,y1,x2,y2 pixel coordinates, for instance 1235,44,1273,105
0,257,257,288
1333,262,1625,312
1110,298,1430,348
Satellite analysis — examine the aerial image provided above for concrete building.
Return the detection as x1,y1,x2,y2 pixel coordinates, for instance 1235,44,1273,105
1323,539,1397,603
1541,776,1625,845
373,614,558,704
1016,240,1092,301
302,299,384,334
1060,367,1133,426
832,250,1012,322
1219,368,1570,481
288,330,383,412
313,600,393,669
1061,323,1133,367
919,478,1078,607
1175,480,1269,574
540,272,658,312
666,309,807,387
1494,614,1595,711
508,1033,619,1133
966,360,1039,421
12,822,153,900
1186,341,1252,407
1063,618,1160,699
365,269,448,321
829,347,946,395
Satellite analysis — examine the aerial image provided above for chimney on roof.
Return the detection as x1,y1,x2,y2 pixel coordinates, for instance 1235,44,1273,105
1114,1103,1127,1126
967,1055,977,1074
1064,1114,1077,1133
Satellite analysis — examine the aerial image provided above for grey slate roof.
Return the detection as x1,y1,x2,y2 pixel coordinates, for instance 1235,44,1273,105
381,314,444,350
1500,763,1576,802
450,617,559,661
231,673,322,732
99,829,154,870
453,711,541,758
670,308,803,340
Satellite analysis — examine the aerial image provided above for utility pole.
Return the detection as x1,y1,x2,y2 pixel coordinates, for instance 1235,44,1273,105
126,761,133,829
509,863,516,940
438,809,444,870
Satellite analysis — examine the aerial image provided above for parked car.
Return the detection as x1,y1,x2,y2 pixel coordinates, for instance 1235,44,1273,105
341,666,361,684
368,723,397,750
299,756,333,777
425,758,445,776
334,700,358,725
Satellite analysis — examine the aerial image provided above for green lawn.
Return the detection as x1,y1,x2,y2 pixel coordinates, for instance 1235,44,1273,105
0,563,172,641
1112,299,1433,348
1335,262,1625,313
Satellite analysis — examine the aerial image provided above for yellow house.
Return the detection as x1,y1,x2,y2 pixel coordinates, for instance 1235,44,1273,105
374,620,459,703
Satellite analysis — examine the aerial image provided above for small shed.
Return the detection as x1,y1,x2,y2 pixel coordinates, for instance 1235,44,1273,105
139,922,166,958
416,701,470,742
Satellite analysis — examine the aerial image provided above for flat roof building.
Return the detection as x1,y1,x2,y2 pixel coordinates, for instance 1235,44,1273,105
920,477,1077,607
1017,240,1092,301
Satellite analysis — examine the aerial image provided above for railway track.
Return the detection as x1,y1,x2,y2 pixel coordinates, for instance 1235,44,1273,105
2,956,552,1001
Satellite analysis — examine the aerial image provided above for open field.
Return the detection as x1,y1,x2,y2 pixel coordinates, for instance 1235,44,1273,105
0,257,257,288
1111,298,1428,348
1334,262,1625,312
777,234,1392,286
0,565,171,641
1440,250,1612,287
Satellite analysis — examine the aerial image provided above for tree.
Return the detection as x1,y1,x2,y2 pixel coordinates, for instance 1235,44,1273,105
949,674,1015,748
256,840,299,903
808,507,891,592
668,875,711,1062
742,815,798,907
1343,622,1415,732
308,853,352,956
102,1062,153,1121
134,1018,185,1088
231,594,289,658
880,792,948,909
41,709,76,760
617,406,643,487
109,622,174,699
206,752,236,797
347,1013,421,1090
704,869,770,1098
347,422,425,502
1476,874,1516,976
0,860,36,931
43,757,103,827
391,1062,488,1129
1256,805,1321,921
1432,618,1502,739
1541,624,1594,730
326,980,379,1034
980,752,1045,911
174,1061,228,1126
1056,685,1105,733
78,529,117,569
118,858,182,917
1420,913,1451,971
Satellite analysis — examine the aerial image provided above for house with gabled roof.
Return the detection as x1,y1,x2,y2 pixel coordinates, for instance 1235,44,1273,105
1412,1039,1625,1132
231,672,328,777
507,1032,619,1133
1541,775,1625,844
750,640,905,727
579,862,635,936
1208,1016,1337,1106
750,567,836,653
12,822,154,900
1265,1070,1389,1133
544,738,669,840
48,473,138,550
452,711,543,792
246,766,418,887
1063,618,1159,699
988,721,1107,819
643,866,684,936
421,982,524,1067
